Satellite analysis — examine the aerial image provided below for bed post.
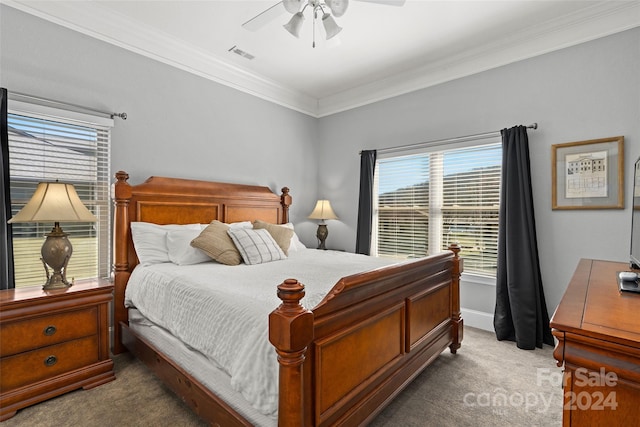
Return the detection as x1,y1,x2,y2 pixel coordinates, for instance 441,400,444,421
112,171,132,355
280,187,291,224
269,279,314,427
448,243,463,354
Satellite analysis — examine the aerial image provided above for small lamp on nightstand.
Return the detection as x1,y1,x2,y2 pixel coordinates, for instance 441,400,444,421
308,199,338,250
8,181,97,290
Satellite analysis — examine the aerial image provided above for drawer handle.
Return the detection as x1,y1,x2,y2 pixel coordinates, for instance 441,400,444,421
44,325,57,336
44,355,58,367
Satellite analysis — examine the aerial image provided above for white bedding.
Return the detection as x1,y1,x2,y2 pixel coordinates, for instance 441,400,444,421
128,309,277,427
124,248,397,416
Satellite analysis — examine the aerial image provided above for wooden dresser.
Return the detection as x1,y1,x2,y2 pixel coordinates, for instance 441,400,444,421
0,279,115,421
550,259,640,426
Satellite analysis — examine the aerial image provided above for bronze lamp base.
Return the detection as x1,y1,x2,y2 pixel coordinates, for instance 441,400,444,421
41,223,73,290
316,223,329,250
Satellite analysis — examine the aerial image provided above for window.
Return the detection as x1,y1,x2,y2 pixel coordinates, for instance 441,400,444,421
8,101,112,287
373,137,501,276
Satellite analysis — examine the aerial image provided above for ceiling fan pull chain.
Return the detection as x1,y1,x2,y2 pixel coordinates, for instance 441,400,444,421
313,6,317,48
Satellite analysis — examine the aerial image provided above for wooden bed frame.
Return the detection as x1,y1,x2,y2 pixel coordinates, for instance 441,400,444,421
112,171,463,427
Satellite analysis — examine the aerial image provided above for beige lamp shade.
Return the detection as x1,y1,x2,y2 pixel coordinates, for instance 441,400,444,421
308,200,338,221
8,182,97,223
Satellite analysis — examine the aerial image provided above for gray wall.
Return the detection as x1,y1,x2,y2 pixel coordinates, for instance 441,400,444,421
317,28,640,321
0,5,320,241
2,5,639,326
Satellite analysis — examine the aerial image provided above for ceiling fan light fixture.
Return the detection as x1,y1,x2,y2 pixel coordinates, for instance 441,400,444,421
322,13,342,40
326,0,349,17
283,0,302,14
284,12,305,38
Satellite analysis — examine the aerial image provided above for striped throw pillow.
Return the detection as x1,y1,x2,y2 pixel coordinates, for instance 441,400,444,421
227,228,286,265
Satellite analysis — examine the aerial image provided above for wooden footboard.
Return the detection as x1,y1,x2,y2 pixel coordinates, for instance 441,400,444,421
113,171,462,427
270,245,462,427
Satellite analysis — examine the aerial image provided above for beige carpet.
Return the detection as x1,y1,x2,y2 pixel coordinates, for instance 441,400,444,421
3,327,562,426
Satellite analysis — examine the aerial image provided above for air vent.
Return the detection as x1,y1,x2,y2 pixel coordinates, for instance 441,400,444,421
228,45,255,60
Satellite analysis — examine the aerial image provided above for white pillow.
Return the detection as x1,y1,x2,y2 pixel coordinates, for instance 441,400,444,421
167,228,212,265
290,233,306,251
282,223,306,252
229,221,253,229
227,228,286,265
200,221,253,230
130,222,201,266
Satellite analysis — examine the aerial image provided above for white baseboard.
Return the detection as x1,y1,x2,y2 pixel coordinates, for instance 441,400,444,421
461,307,494,332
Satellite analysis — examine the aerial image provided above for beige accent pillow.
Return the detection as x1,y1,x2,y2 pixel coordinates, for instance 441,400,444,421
253,220,294,255
191,220,242,266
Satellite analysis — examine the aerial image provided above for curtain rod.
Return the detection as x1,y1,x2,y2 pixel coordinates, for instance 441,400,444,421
362,123,538,155
8,91,127,120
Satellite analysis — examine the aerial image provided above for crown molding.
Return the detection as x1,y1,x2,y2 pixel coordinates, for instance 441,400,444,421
2,0,319,116
4,1,638,118
317,1,640,117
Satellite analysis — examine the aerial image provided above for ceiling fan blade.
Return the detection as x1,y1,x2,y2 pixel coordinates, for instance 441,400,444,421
242,2,286,32
356,0,406,6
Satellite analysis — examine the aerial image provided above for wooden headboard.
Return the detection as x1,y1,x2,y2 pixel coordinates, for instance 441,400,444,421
111,170,292,353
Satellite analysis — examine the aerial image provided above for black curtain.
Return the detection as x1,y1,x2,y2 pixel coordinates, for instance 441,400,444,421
1,88,14,290
355,150,377,255
494,125,553,349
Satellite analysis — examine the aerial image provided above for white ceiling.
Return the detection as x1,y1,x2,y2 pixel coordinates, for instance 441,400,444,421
4,1,640,117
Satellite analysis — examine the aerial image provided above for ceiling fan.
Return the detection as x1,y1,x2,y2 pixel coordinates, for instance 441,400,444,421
242,0,406,47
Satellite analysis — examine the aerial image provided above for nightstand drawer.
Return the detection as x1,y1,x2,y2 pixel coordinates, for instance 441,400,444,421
0,307,98,357
0,279,114,420
0,335,99,392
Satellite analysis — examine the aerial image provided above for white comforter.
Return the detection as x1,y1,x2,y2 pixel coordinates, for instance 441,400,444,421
124,249,397,416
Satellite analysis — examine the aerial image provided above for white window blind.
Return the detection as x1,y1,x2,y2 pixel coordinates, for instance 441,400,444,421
374,140,502,276
7,103,112,287
375,153,430,258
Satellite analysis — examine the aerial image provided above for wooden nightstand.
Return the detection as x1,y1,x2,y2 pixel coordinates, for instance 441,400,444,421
0,278,115,421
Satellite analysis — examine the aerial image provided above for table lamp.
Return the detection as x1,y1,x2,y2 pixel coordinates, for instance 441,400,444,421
308,199,338,250
8,181,97,290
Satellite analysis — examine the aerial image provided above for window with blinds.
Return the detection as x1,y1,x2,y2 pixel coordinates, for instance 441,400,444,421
7,105,111,288
373,141,501,276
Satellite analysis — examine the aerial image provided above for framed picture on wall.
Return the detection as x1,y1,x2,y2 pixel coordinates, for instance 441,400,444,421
552,136,624,210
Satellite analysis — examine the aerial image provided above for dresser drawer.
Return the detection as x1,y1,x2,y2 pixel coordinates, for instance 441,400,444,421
0,335,99,392
0,307,98,357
